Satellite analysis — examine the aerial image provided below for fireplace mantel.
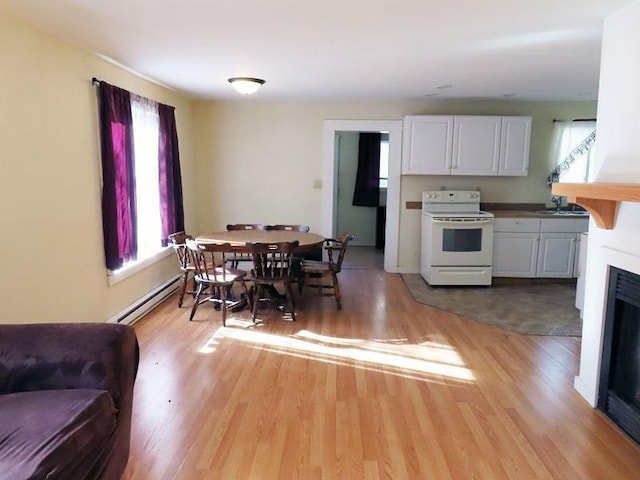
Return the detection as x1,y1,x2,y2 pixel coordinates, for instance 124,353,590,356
551,183,640,229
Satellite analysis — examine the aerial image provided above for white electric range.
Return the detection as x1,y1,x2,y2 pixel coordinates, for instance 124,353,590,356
421,190,494,286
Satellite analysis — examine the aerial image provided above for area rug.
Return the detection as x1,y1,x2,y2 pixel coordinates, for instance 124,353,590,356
401,274,582,336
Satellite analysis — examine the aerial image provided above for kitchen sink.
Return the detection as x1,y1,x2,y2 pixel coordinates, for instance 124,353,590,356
535,210,589,216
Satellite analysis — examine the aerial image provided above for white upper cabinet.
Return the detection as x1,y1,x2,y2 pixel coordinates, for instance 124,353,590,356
452,116,501,175
402,115,531,176
401,116,453,175
499,116,531,176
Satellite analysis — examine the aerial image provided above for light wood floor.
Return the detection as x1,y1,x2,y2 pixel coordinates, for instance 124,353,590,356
123,270,640,480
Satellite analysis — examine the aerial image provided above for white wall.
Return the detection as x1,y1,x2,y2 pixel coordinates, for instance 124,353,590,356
0,13,196,324
573,0,640,405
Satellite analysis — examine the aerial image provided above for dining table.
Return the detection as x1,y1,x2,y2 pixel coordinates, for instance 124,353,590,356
195,230,325,253
195,229,325,311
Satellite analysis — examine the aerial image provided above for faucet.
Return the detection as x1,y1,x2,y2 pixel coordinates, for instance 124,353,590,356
551,195,562,212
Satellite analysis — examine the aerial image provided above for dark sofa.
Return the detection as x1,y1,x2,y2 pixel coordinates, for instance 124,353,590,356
0,323,139,480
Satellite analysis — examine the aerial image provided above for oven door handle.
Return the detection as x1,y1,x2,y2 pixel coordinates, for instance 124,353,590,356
431,218,494,225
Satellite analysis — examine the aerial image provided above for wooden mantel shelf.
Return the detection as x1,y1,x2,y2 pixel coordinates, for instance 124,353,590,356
551,183,640,229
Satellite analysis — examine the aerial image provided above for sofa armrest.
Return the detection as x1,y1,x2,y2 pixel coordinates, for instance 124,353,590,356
0,323,139,410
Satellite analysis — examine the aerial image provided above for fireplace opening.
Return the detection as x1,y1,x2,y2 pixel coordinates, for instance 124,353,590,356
598,266,640,445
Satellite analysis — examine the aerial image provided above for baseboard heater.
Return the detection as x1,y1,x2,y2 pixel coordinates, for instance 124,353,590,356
108,275,181,325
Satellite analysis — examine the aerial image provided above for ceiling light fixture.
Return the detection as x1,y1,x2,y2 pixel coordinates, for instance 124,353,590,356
227,77,265,95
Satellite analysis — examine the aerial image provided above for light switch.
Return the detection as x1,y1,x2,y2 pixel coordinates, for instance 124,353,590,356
313,179,323,189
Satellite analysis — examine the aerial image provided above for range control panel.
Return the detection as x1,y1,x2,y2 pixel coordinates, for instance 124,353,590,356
422,190,480,204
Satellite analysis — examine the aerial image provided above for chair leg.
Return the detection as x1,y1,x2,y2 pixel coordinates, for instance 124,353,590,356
285,281,296,321
191,275,198,298
252,285,262,322
177,271,189,307
220,285,227,327
297,274,305,307
332,273,342,310
240,280,253,316
189,282,205,321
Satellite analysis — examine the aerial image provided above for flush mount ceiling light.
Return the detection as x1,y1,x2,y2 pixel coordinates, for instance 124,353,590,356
227,77,265,95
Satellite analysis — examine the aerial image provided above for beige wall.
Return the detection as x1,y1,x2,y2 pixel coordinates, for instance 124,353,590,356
194,100,596,270
0,13,196,324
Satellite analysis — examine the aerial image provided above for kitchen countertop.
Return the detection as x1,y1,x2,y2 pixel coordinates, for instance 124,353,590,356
488,209,590,218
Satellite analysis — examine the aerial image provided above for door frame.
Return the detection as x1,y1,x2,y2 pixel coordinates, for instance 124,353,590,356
322,120,402,272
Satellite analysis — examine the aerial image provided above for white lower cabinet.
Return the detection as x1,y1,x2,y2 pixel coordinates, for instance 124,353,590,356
493,232,539,277
493,217,588,278
536,233,578,277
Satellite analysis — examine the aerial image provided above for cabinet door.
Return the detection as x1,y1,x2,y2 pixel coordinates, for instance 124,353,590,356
401,116,453,174
499,117,531,176
451,116,501,175
536,233,578,278
493,232,539,277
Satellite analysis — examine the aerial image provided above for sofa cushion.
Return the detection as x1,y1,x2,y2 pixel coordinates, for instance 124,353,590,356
0,389,117,480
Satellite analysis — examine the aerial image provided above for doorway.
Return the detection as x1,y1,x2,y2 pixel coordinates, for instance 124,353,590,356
322,120,402,273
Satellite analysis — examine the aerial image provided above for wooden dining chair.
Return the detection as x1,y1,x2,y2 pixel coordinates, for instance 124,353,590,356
299,233,353,310
226,224,268,231
186,240,251,326
168,231,197,307
225,224,268,268
246,241,299,321
266,224,311,232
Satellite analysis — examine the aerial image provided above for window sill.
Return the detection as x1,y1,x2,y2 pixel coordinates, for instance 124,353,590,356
107,247,174,286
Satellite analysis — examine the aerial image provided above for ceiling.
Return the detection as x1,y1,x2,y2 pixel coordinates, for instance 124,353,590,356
0,0,634,101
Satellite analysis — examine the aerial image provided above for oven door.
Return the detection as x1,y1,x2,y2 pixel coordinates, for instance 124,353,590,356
427,217,494,266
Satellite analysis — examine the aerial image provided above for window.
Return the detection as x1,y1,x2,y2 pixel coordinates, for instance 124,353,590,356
379,135,389,189
130,96,162,264
97,81,184,274
548,120,596,185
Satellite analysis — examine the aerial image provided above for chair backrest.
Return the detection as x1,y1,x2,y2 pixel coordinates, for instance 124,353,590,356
326,233,353,272
226,224,267,231
246,241,300,280
266,224,310,232
186,240,234,283
168,231,194,269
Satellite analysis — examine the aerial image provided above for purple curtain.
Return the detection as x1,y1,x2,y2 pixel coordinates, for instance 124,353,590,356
352,132,381,207
98,82,137,270
158,104,185,246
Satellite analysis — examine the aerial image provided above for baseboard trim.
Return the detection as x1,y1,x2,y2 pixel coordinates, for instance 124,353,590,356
108,275,181,325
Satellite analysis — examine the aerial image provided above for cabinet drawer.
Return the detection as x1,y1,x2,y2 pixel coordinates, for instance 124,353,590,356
540,218,589,233
494,218,540,233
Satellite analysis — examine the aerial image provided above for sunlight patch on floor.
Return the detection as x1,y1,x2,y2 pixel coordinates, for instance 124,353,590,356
212,327,475,383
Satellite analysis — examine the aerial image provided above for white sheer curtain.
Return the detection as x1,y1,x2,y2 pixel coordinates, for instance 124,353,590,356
548,120,596,184
130,94,162,262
